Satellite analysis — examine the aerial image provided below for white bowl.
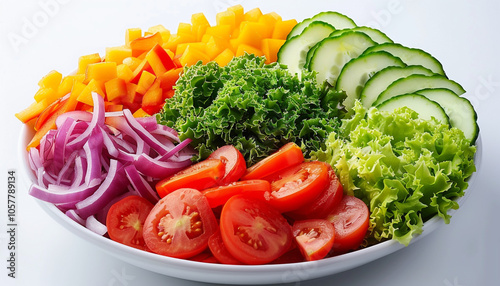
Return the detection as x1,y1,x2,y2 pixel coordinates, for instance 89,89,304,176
18,124,482,285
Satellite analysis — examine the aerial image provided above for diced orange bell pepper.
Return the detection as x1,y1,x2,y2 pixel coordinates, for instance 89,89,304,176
77,53,101,75
230,22,266,51
227,4,244,26
162,89,175,99
147,25,171,43
262,38,286,64
179,46,211,66
57,75,84,98
146,44,176,76
159,67,183,90
133,108,150,118
243,8,263,22
116,64,134,82
123,82,138,107
122,57,142,71
130,58,154,84
34,87,58,104
136,71,156,95
191,13,210,41
272,19,298,39
205,36,230,59
236,44,264,57
204,25,232,40
130,32,163,57
216,10,236,31
104,102,123,112
77,79,106,106
15,100,49,124
105,78,128,101
141,80,163,115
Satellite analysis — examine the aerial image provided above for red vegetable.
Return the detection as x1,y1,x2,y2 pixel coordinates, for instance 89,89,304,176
292,219,335,261
207,145,247,185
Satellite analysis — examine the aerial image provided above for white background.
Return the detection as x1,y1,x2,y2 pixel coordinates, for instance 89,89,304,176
1,0,499,285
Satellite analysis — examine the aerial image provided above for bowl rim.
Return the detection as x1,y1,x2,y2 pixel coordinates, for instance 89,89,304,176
17,124,483,284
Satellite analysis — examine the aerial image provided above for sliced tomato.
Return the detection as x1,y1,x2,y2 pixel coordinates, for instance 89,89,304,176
201,180,271,208
264,161,330,213
208,145,247,185
287,166,344,219
292,219,335,261
106,195,154,251
326,195,369,254
241,142,304,180
189,248,220,263
269,247,304,264
220,195,293,265
155,159,225,198
143,188,218,258
208,230,243,265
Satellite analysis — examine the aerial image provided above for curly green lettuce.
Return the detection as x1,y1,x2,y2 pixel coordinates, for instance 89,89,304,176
157,54,345,165
312,102,477,246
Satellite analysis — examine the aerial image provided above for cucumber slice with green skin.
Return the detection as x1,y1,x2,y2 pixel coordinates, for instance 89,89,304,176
277,21,336,75
308,31,377,86
415,88,479,144
287,11,356,40
329,26,393,44
305,41,320,70
335,51,405,110
376,93,449,125
373,74,466,106
362,43,446,76
360,65,434,108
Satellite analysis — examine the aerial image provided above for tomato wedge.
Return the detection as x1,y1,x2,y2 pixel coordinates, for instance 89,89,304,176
208,145,247,185
143,188,218,258
264,161,330,213
201,180,271,208
292,219,335,261
106,195,154,251
326,195,370,254
155,159,225,198
220,195,293,265
287,166,344,219
241,142,304,180
208,230,243,265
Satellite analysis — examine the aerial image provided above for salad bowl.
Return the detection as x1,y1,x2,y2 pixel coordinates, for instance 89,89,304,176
18,123,482,285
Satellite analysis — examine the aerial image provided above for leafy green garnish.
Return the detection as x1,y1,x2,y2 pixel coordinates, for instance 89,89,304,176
157,54,345,165
312,102,477,246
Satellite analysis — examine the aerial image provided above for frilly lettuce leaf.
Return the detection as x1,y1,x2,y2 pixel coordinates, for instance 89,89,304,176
157,54,345,165
312,101,477,246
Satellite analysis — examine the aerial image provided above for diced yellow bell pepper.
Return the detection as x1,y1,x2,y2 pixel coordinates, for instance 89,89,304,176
272,19,298,40
257,13,282,38
136,71,156,94
205,36,230,60
57,75,83,97
177,23,193,36
180,46,210,66
77,79,106,106
230,22,266,50
227,4,244,26
147,25,171,43
38,70,62,89
122,57,142,71
117,64,134,82
125,28,142,46
77,53,101,75
15,99,49,123
262,38,285,64
243,8,263,22
176,42,207,56
85,62,117,83
213,48,235,67
216,10,236,31
105,46,132,64
34,87,58,104
191,13,210,41
204,25,232,40
236,44,264,57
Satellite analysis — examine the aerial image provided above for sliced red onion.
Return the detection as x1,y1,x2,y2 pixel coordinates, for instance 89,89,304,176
66,209,86,226
55,110,92,128
124,165,160,204
86,215,108,235
134,153,192,178
29,179,101,204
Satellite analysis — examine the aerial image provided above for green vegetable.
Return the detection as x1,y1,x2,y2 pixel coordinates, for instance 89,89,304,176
157,54,345,165
312,101,476,246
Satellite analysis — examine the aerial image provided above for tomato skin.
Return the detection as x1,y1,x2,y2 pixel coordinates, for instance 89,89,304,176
143,188,218,258
208,145,247,185
220,195,293,265
326,195,370,254
155,159,225,198
265,161,330,213
208,230,243,265
292,219,335,261
106,195,154,251
241,142,304,180
201,180,271,208
287,166,344,220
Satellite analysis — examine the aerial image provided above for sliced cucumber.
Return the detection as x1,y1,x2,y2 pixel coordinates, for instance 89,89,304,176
329,26,393,44
287,11,356,40
374,74,466,106
277,21,335,75
360,65,434,108
305,41,320,70
376,93,449,124
362,43,446,76
308,31,376,86
416,88,479,144
335,51,405,110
